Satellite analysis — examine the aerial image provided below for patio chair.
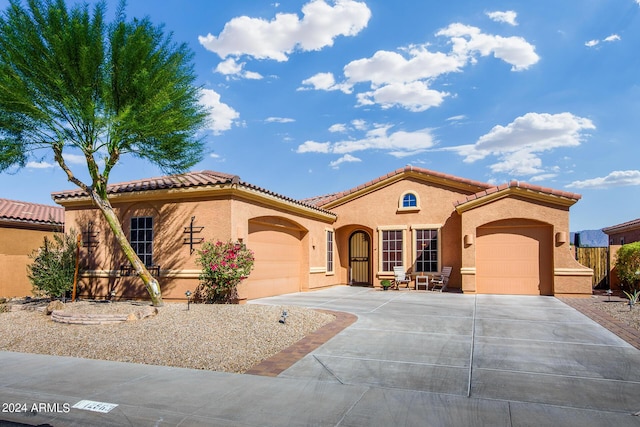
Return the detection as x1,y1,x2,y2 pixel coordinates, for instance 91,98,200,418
430,266,452,292
392,266,412,289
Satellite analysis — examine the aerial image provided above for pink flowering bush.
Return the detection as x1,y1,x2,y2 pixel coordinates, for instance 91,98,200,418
196,240,255,303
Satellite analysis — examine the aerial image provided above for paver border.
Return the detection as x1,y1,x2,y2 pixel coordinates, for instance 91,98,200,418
561,297,640,350
245,309,357,376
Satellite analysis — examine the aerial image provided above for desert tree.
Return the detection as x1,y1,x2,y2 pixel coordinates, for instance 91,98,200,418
0,0,208,306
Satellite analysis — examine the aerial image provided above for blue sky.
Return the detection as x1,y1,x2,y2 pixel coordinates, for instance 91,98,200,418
1,0,639,231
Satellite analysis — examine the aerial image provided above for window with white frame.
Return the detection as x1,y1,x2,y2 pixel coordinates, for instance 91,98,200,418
130,217,153,266
326,230,334,273
398,191,420,211
402,193,417,207
381,230,403,271
415,229,438,273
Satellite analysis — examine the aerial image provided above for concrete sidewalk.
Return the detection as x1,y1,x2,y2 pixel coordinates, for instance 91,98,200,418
2,286,640,426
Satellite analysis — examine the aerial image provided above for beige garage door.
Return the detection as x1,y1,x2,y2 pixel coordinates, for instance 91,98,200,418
476,222,552,295
247,218,304,299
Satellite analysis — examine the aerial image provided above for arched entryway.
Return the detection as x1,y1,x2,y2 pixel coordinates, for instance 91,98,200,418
349,230,370,285
247,216,307,299
475,219,553,295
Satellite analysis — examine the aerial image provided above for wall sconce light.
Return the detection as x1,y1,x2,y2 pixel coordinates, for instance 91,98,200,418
185,290,192,310
556,232,567,244
464,234,474,246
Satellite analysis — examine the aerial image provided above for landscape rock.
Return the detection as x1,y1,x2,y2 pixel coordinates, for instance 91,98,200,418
45,300,65,315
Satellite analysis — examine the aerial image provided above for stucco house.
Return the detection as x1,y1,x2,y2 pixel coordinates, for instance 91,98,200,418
52,166,593,302
603,217,640,290
0,198,64,298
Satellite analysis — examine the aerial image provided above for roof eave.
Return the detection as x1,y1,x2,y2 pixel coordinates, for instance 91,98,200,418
455,186,580,214
320,168,490,210
53,184,336,222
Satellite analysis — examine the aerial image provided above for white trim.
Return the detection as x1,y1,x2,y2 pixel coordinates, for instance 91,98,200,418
410,226,442,273
310,267,327,274
397,190,421,211
325,228,335,275
461,267,476,275
377,227,408,272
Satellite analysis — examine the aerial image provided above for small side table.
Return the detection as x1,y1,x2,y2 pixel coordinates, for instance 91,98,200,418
415,275,429,291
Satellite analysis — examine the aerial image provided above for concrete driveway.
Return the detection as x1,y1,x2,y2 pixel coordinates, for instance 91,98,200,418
252,286,640,426
1,286,640,426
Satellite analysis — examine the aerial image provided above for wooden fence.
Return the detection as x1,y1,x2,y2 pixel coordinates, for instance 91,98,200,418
575,247,609,288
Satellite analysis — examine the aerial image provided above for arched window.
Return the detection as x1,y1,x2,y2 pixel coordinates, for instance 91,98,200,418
398,191,421,211
402,193,417,208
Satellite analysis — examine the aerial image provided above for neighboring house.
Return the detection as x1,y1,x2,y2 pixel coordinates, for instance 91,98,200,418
603,217,640,289
0,198,64,298
52,166,593,302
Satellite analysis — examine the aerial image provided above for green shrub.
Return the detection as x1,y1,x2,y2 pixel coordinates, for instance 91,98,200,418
195,240,255,303
614,241,640,291
28,231,78,299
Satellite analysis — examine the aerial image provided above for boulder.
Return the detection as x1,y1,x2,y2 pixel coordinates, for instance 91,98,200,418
45,300,65,315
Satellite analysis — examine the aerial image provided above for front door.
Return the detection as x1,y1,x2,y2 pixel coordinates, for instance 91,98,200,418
349,231,370,285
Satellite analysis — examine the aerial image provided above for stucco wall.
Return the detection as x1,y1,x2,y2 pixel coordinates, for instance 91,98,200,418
0,226,59,298
328,178,469,289
63,191,335,302
606,228,640,246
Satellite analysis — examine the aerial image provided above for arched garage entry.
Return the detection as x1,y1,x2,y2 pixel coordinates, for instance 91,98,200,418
476,219,553,295
247,216,307,299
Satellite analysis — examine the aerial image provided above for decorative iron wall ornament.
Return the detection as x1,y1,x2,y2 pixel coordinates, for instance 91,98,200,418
183,216,204,254
82,221,99,254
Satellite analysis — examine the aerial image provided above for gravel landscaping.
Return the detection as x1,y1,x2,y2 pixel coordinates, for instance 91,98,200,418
591,297,640,332
0,301,334,373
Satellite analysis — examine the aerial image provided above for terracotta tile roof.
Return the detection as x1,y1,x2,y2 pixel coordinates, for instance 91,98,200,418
51,170,335,216
602,217,640,234
0,198,64,226
454,180,582,207
303,165,493,207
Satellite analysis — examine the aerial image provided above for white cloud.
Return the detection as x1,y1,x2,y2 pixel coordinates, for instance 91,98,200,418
296,124,436,158
330,154,361,168
329,123,347,133
265,117,295,123
200,88,240,134
301,22,538,112
214,58,263,80
344,46,464,86
356,81,449,112
447,115,467,122
529,173,557,182
62,153,85,165
452,112,595,176
437,23,539,71
299,72,352,92
198,0,371,62
486,11,518,26
567,170,640,189
296,140,331,153
26,161,54,169
351,119,367,130
586,34,621,48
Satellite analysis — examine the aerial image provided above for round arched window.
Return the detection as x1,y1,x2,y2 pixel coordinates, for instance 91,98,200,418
402,193,417,208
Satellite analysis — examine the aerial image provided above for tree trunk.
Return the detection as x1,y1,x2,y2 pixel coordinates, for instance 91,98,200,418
89,191,164,307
